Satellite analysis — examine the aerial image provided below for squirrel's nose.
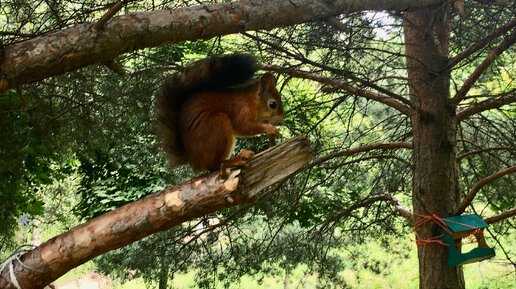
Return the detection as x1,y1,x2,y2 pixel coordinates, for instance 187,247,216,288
274,116,285,126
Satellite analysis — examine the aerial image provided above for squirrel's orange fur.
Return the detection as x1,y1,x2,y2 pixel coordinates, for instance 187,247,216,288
156,54,284,171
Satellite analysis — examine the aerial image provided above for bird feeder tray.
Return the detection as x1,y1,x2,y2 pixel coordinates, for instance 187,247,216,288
439,214,495,267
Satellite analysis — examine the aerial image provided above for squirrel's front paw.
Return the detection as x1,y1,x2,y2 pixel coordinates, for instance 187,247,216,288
264,124,280,138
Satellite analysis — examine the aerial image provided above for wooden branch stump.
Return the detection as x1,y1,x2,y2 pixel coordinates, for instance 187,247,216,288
0,135,312,289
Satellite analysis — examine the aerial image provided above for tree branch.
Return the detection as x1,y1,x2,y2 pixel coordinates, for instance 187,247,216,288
454,165,516,216
309,141,412,168
458,146,516,160
0,135,313,289
320,154,413,170
474,0,512,7
0,0,444,91
265,65,412,116
451,29,516,106
447,17,516,69
457,92,516,120
92,1,126,31
247,32,411,107
103,60,128,75
381,193,414,223
319,193,414,233
484,208,516,224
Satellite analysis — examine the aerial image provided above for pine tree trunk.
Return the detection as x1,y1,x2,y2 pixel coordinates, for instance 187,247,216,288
284,268,289,289
158,258,169,289
404,6,464,289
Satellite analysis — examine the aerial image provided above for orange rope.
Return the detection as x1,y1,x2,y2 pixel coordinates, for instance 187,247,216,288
413,213,481,247
413,214,450,246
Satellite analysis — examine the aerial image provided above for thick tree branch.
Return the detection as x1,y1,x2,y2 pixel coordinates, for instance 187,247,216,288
310,141,412,168
0,136,313,289
455,165,516,216
457,92,516,120
484,208,516,224
451,29,516,106
447,17,516,69
265,65,412,115
0,0,444,91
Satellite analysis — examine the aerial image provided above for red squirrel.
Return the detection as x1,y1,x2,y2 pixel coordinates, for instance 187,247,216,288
156,54,284,172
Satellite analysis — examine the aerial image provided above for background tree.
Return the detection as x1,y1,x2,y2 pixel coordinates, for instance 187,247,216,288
1,0,514,289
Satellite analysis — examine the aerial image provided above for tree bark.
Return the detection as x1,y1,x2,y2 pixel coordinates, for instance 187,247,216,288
404,5,465,289
0,135,313,289
0,0,444,91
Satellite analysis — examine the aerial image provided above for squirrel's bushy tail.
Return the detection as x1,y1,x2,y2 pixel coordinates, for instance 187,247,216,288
156,54,259,167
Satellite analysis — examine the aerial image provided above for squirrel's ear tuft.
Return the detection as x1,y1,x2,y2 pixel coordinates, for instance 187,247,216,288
260,72,277,86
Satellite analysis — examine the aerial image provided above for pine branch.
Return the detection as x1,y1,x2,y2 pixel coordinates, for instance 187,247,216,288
455,165,516,216
265,65,412,116
457,92,516,120
451,29,516,106
484,208,516,224
103,60,128,75
247,32,411,107
447,17,516,69
309,141,412,167
319,154,413,170
318,193,414,233
458,147,516,160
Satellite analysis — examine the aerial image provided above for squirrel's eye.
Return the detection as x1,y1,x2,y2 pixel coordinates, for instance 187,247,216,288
268,101,277,109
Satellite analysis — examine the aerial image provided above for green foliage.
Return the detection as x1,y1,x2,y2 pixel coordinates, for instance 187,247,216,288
0,88,63,249
75,148,170,219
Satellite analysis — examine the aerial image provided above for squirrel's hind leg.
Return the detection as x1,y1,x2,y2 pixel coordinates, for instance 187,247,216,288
220,150,255,177
183,112,234,172
222,150,255,168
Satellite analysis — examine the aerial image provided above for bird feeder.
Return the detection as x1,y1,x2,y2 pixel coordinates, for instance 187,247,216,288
439,214,495,267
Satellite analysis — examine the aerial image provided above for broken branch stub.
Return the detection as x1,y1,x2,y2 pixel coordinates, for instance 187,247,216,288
241,134,313,198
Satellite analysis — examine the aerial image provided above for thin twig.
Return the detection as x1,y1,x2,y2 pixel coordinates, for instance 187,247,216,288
319,154,413,170
104,60,127,75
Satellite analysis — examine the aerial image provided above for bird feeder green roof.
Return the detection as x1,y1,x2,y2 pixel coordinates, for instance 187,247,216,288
439,214,495,267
